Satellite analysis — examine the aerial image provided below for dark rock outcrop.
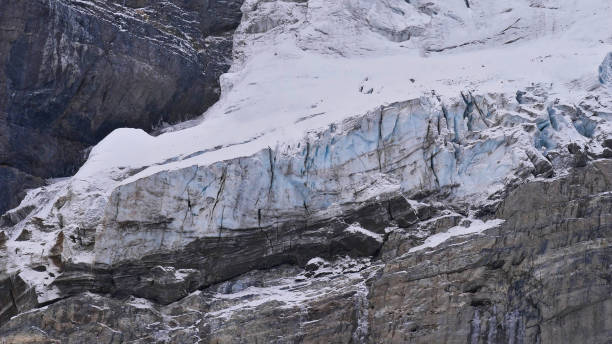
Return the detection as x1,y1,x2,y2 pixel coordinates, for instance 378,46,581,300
0,0,244,213
0,273,38,327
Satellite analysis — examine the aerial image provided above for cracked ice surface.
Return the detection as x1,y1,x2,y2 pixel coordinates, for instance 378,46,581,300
94,91,609,264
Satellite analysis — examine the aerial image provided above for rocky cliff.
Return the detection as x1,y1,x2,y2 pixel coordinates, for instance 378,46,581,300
1,0,611,343
0,0,243,213
2,158,611,343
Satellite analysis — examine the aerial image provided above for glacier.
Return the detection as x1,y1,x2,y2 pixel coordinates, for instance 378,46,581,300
1,0,611,342
2,0,612,303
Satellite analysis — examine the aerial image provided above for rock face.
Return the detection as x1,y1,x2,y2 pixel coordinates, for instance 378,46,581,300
1,160,610,343
0,0,244,213
370,159,612,344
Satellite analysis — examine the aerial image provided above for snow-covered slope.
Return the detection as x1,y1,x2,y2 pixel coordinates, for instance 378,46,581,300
72,0,611,179
1,0,611,308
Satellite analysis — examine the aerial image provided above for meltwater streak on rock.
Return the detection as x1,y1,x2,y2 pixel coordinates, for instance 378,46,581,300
0,0,244,213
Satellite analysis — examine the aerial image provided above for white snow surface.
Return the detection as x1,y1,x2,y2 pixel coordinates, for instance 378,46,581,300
83,0,610,186
409,218,505,253
345,223,384,243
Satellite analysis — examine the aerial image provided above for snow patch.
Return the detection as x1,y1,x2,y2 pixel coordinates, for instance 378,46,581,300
127,297,158,310
409,219,505,253
345,223,383,242
306,257,327,266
